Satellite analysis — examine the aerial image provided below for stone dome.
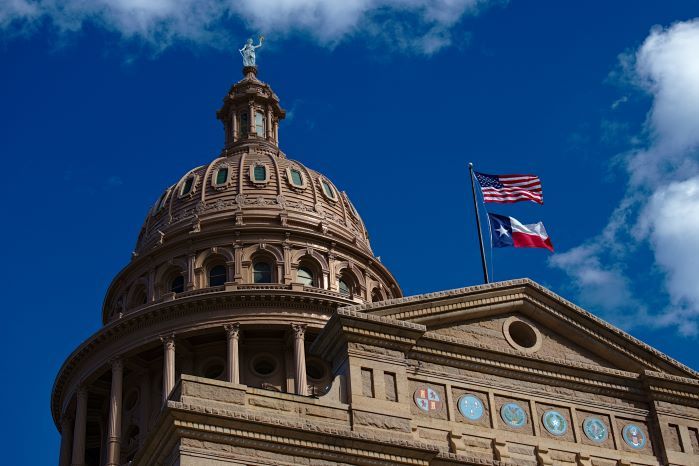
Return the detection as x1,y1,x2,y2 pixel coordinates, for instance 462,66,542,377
135,146,372,256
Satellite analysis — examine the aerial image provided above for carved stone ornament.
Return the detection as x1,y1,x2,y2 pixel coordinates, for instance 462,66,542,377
224,322,240,339
622,423,647,449
291,323,307,339
582,416,608,443
542,410,568,436
160,334,176,349
500,402,527,428
457,394,484,421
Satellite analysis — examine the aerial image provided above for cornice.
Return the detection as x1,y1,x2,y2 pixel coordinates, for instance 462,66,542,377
343,279,699,380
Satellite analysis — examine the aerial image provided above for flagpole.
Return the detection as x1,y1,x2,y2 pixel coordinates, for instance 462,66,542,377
469,163,490,284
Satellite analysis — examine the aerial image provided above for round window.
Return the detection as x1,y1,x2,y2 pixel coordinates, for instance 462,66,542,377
251,355,278,377
202,362,225,380
503,317,542,353
306,360,327,381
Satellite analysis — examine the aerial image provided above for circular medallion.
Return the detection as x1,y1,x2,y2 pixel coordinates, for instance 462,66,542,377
583,417,608,443
500,402,527,428
413,387,443,413
542,410,568,436
457,395,484,421
622,424,647,449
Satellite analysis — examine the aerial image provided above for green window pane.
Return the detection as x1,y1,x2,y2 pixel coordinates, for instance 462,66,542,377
290,169,303,186
255,111,265,136
182,177,194,195
216,167,228,185
322,180,335,199
254,165,266,181
338,278,350,295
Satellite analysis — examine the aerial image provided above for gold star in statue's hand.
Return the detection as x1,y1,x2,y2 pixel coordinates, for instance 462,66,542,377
259,35,265,42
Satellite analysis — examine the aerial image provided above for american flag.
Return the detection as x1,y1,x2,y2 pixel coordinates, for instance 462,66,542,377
474,172,543,204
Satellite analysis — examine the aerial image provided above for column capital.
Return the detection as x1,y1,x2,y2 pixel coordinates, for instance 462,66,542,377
160,334,176,349
224,322,240,339
291,323,307,339
110,357,124,371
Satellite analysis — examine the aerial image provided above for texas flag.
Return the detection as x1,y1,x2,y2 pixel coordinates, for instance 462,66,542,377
487,212,554,252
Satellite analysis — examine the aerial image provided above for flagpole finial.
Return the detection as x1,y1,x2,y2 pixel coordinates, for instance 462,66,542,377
469,162,474,168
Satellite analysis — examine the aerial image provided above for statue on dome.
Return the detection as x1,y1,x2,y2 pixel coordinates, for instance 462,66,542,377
239,36,264,67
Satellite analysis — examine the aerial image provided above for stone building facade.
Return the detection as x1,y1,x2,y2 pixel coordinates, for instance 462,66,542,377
52,66,699,466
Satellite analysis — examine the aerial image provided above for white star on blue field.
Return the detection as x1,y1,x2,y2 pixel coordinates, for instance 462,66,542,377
2,2,699,463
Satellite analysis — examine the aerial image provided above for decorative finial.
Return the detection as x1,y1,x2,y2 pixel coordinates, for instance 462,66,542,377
239,35,264,67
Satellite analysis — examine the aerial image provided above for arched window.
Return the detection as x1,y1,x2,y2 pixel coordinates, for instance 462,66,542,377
215,166,229,186
297,267,314,286
170,275,185,293
208,265,227,286
253,261,272,283
371,288,383,302
128,286,148,308
255,110,265,136
338,278,351,296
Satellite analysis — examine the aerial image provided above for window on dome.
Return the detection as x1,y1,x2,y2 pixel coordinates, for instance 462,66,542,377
253,165,266,182
181,176,194,196
255,110,265,137
297,267,314,286
290,169,303,186
321,179,336,200
208,265,226,287
240,112,249,136
170,275,185,293
338,278,350,296
215,167,228,186
253,261,272,283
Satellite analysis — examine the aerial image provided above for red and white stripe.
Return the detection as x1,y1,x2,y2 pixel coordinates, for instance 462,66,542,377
509,216,554,252
482,174,543,204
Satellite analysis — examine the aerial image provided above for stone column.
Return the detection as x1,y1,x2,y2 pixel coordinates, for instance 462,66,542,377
291,324,308,396
225,323,241,384
161,335,176,404
266,106,273,140
106,358,124,466
58,414,74,466
248,101,256,135
71,387,88,466
232,112,238,141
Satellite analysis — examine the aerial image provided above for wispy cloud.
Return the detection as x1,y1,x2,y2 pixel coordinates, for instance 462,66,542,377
0,0,501,55
551,19,699,337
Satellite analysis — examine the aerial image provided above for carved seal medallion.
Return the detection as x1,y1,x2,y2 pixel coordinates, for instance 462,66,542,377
622,424,647,449
457,395,484,421
413,387,442,413
542,410,568,436
500,402,527,428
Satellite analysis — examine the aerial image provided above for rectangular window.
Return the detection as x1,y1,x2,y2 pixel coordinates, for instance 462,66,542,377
181,177,194,195
255,111,265,136
253,165,266,181
290,169,303,186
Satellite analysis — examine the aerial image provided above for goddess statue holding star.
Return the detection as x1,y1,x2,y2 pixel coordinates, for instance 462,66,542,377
240,36,264,67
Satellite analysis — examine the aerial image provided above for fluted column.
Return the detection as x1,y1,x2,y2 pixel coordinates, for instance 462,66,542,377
225,323,240,384
248,101,256,135
106,358,124,466
58,414,74,466
71,387,88,466
161,335,176,404
291,324,308,396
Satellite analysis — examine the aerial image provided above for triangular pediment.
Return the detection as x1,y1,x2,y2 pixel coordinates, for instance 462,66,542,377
345,279,697,379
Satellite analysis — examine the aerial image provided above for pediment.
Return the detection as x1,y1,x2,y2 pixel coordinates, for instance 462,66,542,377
348,279,697,379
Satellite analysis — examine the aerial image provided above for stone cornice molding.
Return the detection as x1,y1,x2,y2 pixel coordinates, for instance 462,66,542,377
344,279,698,379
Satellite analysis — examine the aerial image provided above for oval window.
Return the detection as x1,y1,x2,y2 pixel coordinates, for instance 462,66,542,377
181,176,194,196
321,179,336,200
253,165,266,182
251,355,278,377
290,168,303,186
215,167,228,185
208,265,226,286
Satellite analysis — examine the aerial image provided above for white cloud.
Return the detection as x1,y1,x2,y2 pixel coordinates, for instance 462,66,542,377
551,19,699,337
0,0,497,54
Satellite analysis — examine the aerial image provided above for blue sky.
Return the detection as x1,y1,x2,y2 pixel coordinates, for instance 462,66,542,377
2,1,699,464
